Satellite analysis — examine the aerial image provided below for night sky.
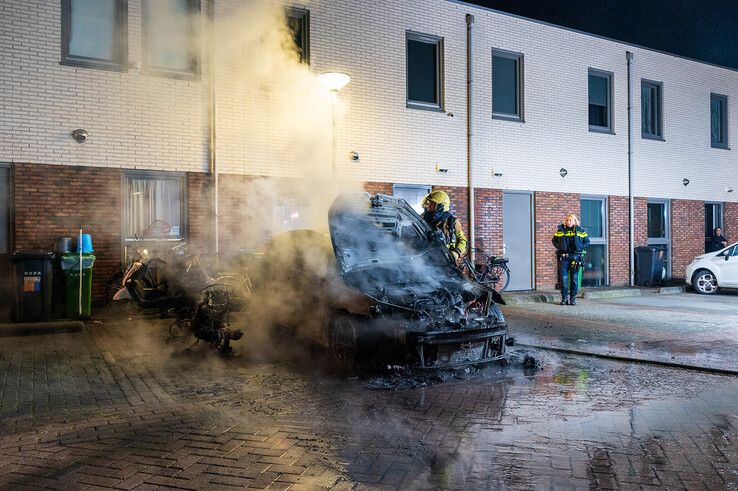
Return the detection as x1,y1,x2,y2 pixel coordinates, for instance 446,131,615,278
467,0,738,71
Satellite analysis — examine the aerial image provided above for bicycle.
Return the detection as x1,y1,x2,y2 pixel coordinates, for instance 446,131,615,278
462,249,511,292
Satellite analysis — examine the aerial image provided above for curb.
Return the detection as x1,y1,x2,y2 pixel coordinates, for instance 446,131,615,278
657,285,686,295
0,321,86,337
503,293,558,305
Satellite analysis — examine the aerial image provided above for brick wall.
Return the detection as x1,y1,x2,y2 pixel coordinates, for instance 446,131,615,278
671,199,705,278
725,202,738,241
608,195,630,286
363,181,393,196
534,192,581,289
13,163,122,304
474,188,503,256
634,197,648,247
439,185,470,236
188,172,214,252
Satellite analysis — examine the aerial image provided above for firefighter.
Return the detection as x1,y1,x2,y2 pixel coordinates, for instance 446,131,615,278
421,190,468,264
552,213,590,305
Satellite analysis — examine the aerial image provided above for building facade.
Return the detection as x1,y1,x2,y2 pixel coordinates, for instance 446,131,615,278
1,0,737,314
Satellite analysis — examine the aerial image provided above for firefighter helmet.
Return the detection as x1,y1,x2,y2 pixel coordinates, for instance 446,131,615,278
421,190,451,213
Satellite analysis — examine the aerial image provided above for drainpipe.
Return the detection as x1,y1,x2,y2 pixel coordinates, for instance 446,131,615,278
466,13,475,261
207,0,219,262
626,51,634,286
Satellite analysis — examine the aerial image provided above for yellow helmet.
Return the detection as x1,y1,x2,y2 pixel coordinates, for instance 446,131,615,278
421,190,451,213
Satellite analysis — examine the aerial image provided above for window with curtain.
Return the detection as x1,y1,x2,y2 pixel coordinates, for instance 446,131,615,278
711,93,728,149
143,0,200,76
124,173,185,239
492,50,524,120
588,70,612,132
61,0,127,68
641,80,663,139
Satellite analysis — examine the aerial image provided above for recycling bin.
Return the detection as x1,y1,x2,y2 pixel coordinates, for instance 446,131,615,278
11,250,54,322
61,253,95,319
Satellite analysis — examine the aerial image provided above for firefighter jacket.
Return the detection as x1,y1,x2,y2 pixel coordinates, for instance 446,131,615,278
423,211,468,256
552,225,590,255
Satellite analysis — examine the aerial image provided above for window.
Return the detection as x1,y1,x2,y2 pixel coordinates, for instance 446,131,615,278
581,197,608,287
588,69,612,132
143,0,200,77
61,0,127,69
406,32,443,110
642,80,663,139
492,50,524,121
647,200,670,276
124,172,186,242
711,93,729,149
287,8,310,64
393,184,431,215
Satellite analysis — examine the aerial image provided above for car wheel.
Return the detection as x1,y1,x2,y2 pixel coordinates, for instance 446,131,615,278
330,315,358,370
693,270,718,295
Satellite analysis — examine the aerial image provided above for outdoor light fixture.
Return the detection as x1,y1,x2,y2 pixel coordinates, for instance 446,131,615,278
318,72,351,92
559,168,568,178
728,187,734,193
71,128,88,143
349,151,360,163
682,178,690,186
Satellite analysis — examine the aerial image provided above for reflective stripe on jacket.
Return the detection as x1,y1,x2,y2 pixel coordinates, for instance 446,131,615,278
552,225,590,254
442,216,468,256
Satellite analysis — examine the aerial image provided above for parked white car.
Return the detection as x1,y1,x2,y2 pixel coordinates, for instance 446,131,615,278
685,242,738,294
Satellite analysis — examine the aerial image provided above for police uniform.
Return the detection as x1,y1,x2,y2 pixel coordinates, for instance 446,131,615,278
552,224,590,304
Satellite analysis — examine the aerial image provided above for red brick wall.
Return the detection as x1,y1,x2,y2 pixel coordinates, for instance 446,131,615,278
474,188,503,255
634,197,648,247
608,196,630,285
534,191,580,289
13,163,122,304
187,172,213,252
363,181,393,196
725,202,738,241
671,199,704,278
439,185,470,235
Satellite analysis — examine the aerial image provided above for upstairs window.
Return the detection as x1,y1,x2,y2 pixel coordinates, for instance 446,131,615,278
711,93,729,149
492,50,524,121
406,32,444,110
642,80,663,139
61,0,128,69
588,69,613,132
143,0,200,77
287,8,310,64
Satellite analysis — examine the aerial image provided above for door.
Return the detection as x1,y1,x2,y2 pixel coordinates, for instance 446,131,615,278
0,166,10,321
503,191,533,290
647,199,670,277
580,197,608,287
705,202,723,252
393,184,431,215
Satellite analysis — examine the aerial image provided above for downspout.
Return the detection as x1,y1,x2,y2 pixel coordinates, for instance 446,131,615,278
207,0,219,262
626,51,634,286
466,13,475,261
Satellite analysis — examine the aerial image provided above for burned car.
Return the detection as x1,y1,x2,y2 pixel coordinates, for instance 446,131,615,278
251,193,508,369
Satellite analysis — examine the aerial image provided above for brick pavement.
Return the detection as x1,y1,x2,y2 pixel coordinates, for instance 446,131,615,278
0,318,736,490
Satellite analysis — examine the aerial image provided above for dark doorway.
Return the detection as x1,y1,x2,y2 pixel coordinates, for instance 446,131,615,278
705,202,723,252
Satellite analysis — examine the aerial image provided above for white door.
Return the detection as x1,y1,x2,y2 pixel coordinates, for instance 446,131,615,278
393,184,431,215
503,192,533,290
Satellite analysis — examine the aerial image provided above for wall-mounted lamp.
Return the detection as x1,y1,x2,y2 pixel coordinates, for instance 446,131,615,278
493,172,503,177
71,129,88,143
436,163,449,173
682,178,690,186
349,151,360,163
559,168,568,178
728,187,734,193
318,72,351,92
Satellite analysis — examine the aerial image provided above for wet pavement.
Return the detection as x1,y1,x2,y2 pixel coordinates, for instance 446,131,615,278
504,291,738,373
0,307,736,490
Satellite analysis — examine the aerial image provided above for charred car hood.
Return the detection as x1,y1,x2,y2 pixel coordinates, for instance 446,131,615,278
328,193,504,314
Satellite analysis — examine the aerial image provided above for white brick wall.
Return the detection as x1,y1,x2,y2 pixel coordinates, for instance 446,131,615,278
1,0,736,201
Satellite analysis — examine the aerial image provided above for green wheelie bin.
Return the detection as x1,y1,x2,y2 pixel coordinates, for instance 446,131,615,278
61,253,95,319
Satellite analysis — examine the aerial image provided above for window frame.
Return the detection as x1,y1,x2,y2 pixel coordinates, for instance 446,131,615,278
287,7,310,65
641,79,664,140
580,196,609,286
491,49,525,122
647,199,671,277
60,0,128,71
711,93,729,149
141,0,201,80
587,68,614,134
121,170,188,261
405,31,444,112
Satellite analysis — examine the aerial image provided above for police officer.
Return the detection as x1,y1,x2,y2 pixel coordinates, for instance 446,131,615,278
552,213,590,305
421,190,468,264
